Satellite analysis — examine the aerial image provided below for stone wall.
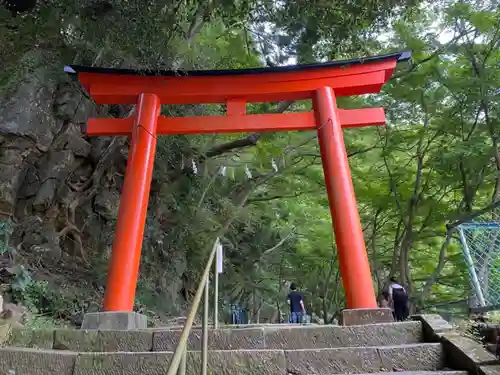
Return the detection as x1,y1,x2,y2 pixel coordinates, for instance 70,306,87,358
0,50,187,322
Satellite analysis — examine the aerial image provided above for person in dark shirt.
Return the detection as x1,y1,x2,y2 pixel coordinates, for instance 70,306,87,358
287,283,305,324
388,277,409,321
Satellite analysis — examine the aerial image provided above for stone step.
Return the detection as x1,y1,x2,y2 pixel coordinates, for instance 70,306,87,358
5,320,423,352
158,323,301,330
0,343,444,375
152,320,423,351
326,372,468,375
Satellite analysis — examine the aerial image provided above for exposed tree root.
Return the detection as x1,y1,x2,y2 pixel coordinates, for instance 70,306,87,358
59,136,128,265
57,221,88,266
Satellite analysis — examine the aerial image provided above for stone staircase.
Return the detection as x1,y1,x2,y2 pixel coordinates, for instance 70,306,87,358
0,315,497,375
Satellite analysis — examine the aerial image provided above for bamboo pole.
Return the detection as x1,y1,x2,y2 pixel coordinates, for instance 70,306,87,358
178,347,186,375
201,279,209,375
166,239,219,375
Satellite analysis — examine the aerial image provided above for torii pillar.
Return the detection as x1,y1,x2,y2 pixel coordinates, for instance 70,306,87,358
66,51,410,329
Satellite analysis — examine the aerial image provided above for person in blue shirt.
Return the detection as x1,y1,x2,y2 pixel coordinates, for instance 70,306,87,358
230,304,242,324
287,283,305,324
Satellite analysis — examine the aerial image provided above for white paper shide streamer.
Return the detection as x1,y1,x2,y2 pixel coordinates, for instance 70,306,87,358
191,159,198,175
244,164,252,179
271,158,278,172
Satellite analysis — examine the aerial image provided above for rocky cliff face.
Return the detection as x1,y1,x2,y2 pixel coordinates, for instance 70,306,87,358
0,50,188,323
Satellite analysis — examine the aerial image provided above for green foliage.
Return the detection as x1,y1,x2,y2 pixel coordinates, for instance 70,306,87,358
1,0,499,324
10,266,32,293
24,316,69,329
9,268,95,324
12,276,97,323
254,0,418,63
13,279,51,314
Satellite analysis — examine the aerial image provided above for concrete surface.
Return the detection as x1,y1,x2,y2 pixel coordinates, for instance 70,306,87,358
327,372,468,375
54,329,153,352
411,314,454,341
285,343,443,374
0,347,77,375
441,334,499,370
0,343,444,375
81,312,147,330
5,320,423,352
0,313,491,375
481,365,500,375
341,308,394,326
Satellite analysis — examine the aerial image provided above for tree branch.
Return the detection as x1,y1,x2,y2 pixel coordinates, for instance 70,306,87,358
260,230,295,258
204,101,294,158
391,28,475,81
247,190,315,203
419,230,453,306
446,200,500,231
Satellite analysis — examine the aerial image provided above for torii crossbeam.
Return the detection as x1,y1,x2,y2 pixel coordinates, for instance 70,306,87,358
66,51,411,313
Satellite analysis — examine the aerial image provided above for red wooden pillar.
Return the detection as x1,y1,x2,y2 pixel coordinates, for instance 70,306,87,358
314,86,377,309
103,93,160,311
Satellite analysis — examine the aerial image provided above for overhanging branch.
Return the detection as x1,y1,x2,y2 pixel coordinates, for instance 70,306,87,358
446,200,500,231
247,190,316,203
204,101,294,158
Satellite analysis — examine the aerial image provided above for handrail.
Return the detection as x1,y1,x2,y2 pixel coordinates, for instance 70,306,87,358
166,238,220,375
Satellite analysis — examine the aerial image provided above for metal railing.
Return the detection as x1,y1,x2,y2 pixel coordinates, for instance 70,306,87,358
166,238,221,375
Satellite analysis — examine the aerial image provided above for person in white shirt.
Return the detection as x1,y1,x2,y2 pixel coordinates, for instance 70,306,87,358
388,277,409,321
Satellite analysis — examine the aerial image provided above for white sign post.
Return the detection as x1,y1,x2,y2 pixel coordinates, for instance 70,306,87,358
214,240,223,328
216,243,223,274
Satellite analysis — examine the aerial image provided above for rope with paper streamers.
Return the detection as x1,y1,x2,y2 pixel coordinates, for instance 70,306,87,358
180,156,281,180
177,117,336,179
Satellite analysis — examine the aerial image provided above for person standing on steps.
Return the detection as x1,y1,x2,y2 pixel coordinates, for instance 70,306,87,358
287,283,305,324
388,277,409,321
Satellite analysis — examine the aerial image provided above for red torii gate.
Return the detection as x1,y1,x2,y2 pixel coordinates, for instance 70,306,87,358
65,51,410,314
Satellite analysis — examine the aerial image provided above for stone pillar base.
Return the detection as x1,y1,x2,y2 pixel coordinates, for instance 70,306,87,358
81,312,147,330
341,308,394,326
